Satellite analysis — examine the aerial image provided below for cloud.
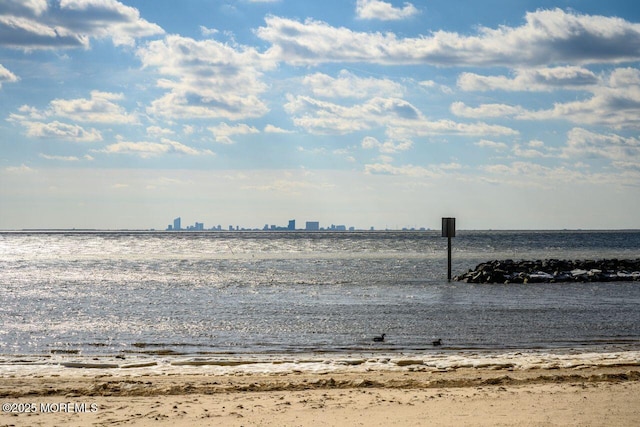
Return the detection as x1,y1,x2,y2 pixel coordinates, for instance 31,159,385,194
12,91,137,124
285,92,518,140
199,26,218,37
97,138,214,158
480,161,593,188
0,0,163,50
451,102,526,118
364,162,451,178
146,126,175,138
0,64,19,88
458,66,599,92
512,140,555,158
563,128,640,165
264,124,293,134
47,91,137,123
258,9,640,67
522,68,640,129
209,122,260,144
453,68,640,130
39,153,93,162
284,95,422,135
138,35,271,120
386,119,518,139
475,139,508,150
302,69,405,99
20,120,103,142
4,164,35,174
355,0,418,21
419,80,453,94
361,136,412,153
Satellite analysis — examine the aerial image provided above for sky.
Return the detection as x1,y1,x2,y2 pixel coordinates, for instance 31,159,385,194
1,0,640,230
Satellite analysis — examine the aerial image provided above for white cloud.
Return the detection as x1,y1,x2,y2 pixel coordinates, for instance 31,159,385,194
138,35,271,120
364,162,462,178
199,26,218,37
563,128,640,165
361,136,380,150
258,9,640,67
528,140,545,148
209,122,260,144
458,66,599,92
21,120,103,142
513,139,557,158
47,91,137,123
475,139,508,150
0,64,19,88
14,0,49,16
451,102,526,118
285,93,518,140
146,126,175,138
453,67,640,130
419,80,453,94
386,119,518,139
0,0,163,50
97,138,214,158
4,164,35,174
356,0,418,21
522,68,640,129
284,95,421,135
302,69,405,99
11,91,138,126
39,153,87,161
264,124,293,134
361,136,412,153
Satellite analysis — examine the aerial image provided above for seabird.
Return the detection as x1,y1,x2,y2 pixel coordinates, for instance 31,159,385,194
432,338,442,346
373,334,386,342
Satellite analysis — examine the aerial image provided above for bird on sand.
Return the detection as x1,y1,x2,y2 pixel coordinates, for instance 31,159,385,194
373,334,386,342
432,338,442,346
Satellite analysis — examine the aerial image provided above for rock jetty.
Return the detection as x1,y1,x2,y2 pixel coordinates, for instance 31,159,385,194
454,259,640,284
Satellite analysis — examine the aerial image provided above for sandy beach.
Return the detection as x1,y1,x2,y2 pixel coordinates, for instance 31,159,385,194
2,360,639,426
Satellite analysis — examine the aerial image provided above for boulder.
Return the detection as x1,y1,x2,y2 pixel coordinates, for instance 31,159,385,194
455,259,640,283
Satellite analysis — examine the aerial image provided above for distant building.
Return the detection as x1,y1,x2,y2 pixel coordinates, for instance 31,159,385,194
288,219,295,230
305,221,320,231
195,222,204,231
173,217,181,231
167,224,173,231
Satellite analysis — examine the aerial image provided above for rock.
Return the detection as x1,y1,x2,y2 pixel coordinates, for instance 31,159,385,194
454,259,640,284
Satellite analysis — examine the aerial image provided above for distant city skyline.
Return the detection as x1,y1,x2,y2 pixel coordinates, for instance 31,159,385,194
165,217,429,232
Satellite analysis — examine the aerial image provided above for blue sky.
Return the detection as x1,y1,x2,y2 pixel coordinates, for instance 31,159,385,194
1,0,640,230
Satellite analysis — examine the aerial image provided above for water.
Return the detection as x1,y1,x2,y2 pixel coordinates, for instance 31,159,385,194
1,230,640,361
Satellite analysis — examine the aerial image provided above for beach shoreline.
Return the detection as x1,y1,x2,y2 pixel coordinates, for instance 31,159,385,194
2,353,639,426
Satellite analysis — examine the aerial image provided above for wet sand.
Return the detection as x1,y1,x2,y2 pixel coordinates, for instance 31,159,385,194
2,364,639,426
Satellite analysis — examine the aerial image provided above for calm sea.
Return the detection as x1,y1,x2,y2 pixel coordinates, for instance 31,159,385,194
1,230,640,360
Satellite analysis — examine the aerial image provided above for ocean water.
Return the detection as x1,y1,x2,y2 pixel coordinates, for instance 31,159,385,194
1,230,639,364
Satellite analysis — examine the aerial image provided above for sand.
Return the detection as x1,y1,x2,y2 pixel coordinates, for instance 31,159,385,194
1,363,639,426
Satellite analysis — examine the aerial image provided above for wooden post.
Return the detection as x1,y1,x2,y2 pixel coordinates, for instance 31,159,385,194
447,236,452,281
442,218,456,282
